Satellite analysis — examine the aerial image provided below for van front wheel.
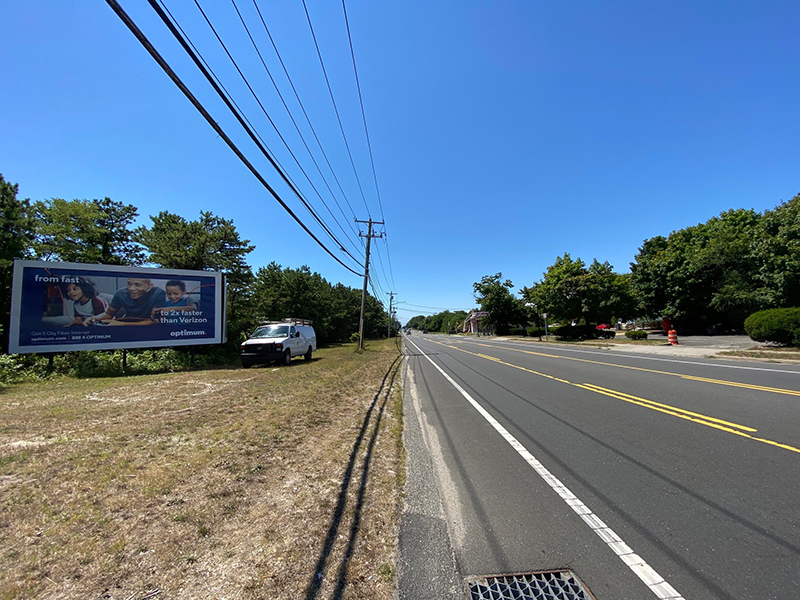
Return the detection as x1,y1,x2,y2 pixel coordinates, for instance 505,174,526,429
282,350,292,366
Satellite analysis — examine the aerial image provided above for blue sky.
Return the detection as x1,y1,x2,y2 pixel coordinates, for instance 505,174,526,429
2,1,798,324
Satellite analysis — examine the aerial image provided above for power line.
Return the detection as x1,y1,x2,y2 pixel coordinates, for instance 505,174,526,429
382,235,397,291
340,1,398,292
397,301,473,311
340,0,383,223
301,0,371,218
105,0,362,277
394,306,439,315
183,0,363,266
249,0,361,228
229,0,364,258
370,242,392,296
154,0,361,269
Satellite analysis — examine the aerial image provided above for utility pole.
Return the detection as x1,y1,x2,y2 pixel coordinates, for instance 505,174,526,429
356,218,384,351
387,292,395,338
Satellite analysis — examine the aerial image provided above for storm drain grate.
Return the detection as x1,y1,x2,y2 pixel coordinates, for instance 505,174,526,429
467,570,593,600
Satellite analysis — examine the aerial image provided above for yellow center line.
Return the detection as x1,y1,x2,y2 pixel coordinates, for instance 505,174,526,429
426,338,800,455
465,342,800,398
578,383,757,432
677,374,800,396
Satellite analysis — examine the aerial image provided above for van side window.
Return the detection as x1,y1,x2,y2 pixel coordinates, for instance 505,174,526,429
289,326,296,336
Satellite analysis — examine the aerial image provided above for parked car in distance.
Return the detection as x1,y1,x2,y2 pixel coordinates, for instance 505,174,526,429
240,319,316,368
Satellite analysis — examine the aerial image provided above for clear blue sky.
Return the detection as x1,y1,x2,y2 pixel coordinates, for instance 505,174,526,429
2,1,798,324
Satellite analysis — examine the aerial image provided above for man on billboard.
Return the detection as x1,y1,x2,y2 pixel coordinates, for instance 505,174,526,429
88,278,166,326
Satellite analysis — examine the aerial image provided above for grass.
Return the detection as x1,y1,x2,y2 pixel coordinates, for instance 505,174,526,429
718,345,800,361
0,339,403,599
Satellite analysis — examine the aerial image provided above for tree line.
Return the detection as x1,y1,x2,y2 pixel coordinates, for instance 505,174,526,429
423,193,800,336
0,173,391,353
406,310,469,333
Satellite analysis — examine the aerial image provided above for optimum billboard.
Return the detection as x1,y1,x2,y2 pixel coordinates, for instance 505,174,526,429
9,260,225,354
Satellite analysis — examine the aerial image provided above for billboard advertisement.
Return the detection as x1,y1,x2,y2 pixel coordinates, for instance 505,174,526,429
9,260,225,354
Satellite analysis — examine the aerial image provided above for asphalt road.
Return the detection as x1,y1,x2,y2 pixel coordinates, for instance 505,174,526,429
398,334,800,600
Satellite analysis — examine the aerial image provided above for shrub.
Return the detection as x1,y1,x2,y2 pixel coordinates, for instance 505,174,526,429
527,328,547,338
744,308,800,346
0,347,224,384
625,330,648,340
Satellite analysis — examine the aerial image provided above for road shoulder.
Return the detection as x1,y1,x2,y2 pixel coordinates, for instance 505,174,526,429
396,350,462,600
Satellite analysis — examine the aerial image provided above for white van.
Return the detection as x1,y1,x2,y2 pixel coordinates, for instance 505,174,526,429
240,319,317,368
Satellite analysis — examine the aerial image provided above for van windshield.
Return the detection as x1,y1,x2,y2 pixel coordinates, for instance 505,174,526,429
251,325,289,339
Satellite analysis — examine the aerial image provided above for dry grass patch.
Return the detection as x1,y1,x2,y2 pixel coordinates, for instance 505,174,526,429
718,345,800,362
0,340,403,600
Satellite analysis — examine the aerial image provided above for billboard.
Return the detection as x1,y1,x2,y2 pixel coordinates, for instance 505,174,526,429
9,260,225,354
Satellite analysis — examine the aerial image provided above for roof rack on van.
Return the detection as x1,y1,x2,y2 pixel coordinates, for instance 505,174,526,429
259,318,313,326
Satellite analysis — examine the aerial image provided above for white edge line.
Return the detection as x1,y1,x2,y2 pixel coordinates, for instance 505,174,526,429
406,336,685,600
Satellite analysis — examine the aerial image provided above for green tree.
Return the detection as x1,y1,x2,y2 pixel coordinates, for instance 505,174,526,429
752,193,800,309
137,211,253,277
631,207,763,330
521,253,586,324
32,197,144,265
250,262,388,345
0,174,36,351
406,315,427,329
138,210,256,349
473,273,524,334
523,254,636,326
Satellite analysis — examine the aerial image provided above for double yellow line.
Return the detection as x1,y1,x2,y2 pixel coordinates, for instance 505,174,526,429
469,342,800,398
433,340,800,455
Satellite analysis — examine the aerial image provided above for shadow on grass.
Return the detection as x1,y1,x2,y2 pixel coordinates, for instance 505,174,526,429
304,354,401,600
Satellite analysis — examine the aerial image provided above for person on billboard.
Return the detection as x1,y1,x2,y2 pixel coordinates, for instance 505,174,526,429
87,278,166,325
63,277,109,324
153,280,197,316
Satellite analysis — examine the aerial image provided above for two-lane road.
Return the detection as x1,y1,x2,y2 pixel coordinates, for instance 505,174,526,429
400,334,800,599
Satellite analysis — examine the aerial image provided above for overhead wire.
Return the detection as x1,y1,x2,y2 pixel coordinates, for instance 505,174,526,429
395,306,439,315
370,242,392,297
105,0,362,277
249,0,363,233
368,278,387,311
340,0,383,223
154,0,363,271
397,301,473,311
229,0,364,257
183,0,363,267
300,0,371,218
340,0,398,292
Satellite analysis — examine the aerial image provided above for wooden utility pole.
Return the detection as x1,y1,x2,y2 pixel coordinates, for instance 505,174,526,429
356,218,384,351
387,292,395,338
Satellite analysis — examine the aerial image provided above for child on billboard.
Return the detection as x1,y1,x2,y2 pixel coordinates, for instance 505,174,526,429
62,277,109,324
